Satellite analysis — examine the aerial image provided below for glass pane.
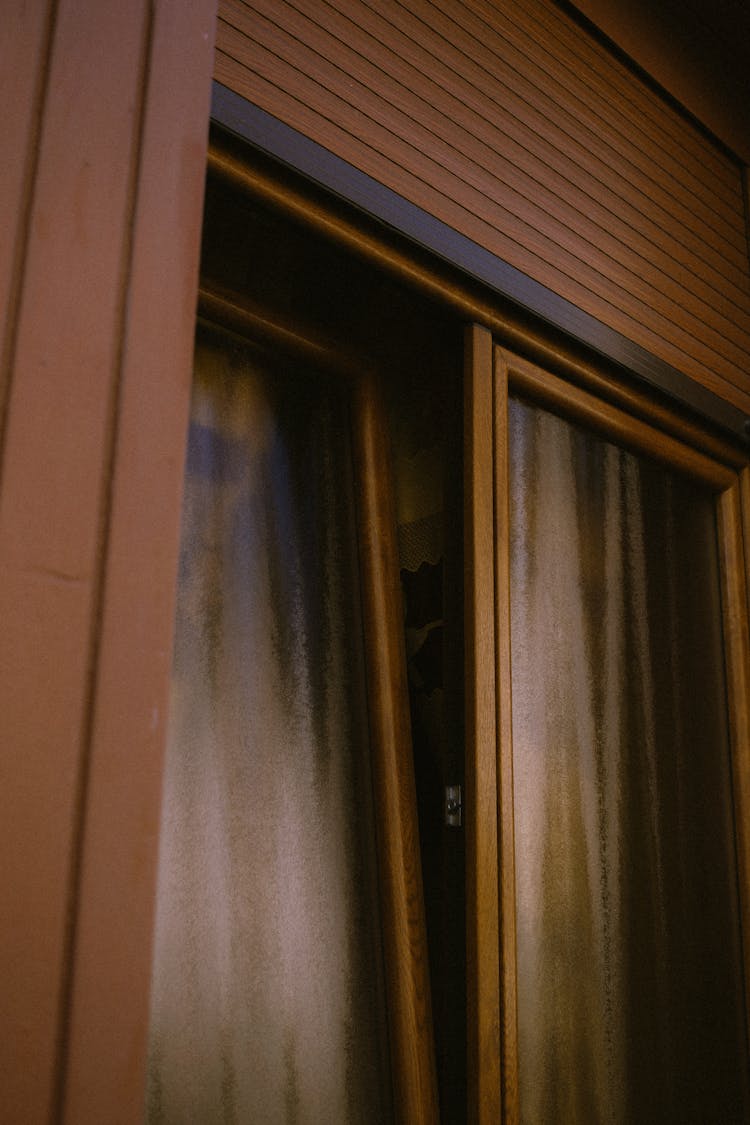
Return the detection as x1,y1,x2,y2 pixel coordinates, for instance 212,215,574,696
146,327,391,1124
509,398,749,1124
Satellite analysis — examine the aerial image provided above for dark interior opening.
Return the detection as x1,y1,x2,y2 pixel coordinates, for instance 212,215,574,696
199,138,468,1123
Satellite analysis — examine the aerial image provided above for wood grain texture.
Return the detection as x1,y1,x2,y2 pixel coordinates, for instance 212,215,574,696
504,351,749,473
214,40,749,387
504,351,736,491
743,468,750,615
492,349,519,1125
493,0,742,206
410,0,744,253
356,0,746,301
198,282,349,373
567,0,750,165
221,0,745,275
240,0,746,274
59,4,217,1122
351,369,439,1125
216,48,750,407
464,325,501,1125
301,0,749,301
238,0,750,338
215,0,750,409
717,477,750,1045
207,135,750,424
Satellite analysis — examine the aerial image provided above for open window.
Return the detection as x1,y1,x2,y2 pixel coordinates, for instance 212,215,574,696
146,130,750,1124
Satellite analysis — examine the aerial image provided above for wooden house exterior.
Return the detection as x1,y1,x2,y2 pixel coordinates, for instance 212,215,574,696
2,2,749,1122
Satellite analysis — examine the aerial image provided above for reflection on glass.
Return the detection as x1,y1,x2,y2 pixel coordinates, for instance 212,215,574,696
509,398,749,1124
146,328,391,1124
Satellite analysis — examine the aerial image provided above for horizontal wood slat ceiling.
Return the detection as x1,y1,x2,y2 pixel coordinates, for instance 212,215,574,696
214,0,750,412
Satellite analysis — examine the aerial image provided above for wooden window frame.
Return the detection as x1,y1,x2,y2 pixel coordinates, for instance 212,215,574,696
195,284,439,1125
465,323,750,1124
197,137,750,1123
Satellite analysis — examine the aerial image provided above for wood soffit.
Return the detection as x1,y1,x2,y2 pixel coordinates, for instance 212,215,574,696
563,0,750,165
209,81,750,447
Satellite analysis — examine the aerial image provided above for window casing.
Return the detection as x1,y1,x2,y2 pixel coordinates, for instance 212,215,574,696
147,131,750,1124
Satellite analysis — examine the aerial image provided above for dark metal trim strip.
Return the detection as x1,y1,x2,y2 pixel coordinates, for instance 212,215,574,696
211,81,749,442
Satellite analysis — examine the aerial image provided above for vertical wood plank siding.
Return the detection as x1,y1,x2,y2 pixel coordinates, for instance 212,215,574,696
0,1,56,460
60,4,217,1122
0,5,154,1118
214,0,750,413
0,2,216,1122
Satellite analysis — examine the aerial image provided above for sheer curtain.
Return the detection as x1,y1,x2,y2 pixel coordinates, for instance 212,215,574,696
509,398,749,1123
146,329,391,1124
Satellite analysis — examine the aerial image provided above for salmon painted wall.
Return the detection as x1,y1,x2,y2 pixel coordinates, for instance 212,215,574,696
570,0,750,164
214,0,750,413
0,3,216,1122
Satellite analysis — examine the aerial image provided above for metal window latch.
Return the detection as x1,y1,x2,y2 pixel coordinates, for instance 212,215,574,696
445,784,462,827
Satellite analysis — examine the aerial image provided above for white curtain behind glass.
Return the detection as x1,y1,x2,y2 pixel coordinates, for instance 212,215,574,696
509,398,749,1124
146,329,391,1124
